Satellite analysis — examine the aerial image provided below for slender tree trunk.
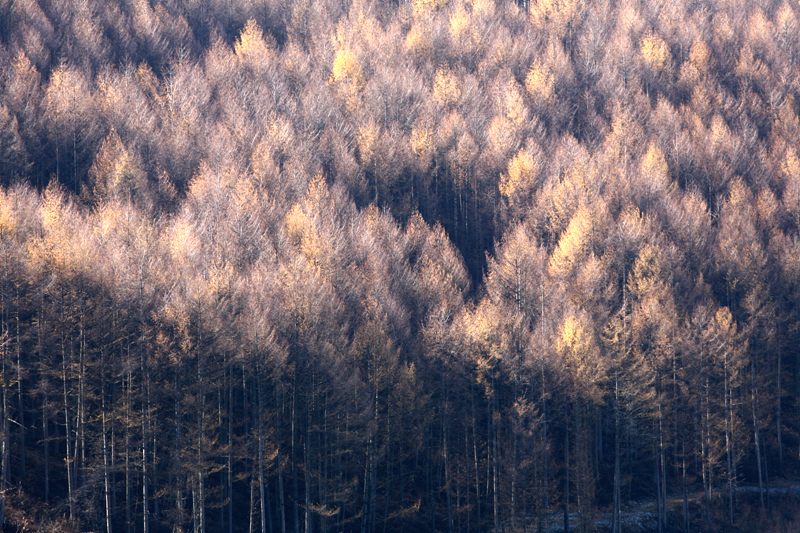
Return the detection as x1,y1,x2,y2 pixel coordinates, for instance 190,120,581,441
15,312,24,479
126,364,132,533
542,358,550,533
229,364,234,533
682,440,689,533
492,388,498,533
442,377,453,533
258,365,268,533
63,335,75,524
103,368,113,533
176,361,185,533
471,387,480,530
613,366,621,533
511,374,518,533
291,382,300,533
564,416,570,533
305,381,312,533
44,388,50,503
702,375,711,530
370,388,379,533
278,388,287,533
776,346,782,472
0,320,8,531
752,362,765,509
655,445,662,533
724,351,734,526
658,398,666,532
79,321,86,489
143,350,150,533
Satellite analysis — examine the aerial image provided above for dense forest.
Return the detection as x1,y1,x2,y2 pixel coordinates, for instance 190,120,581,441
1,0,800,531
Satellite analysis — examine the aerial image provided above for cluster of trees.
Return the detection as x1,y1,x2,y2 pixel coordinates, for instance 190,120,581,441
2,0,800,531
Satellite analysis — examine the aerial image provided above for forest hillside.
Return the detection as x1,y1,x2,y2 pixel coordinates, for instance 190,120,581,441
1,0,800,531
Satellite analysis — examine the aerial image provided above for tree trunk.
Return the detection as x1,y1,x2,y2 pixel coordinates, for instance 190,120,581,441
752,361,765,510
0,318,9,531
277,388,287,533
613,365,621,533
564,416,570,533
442,376,453,533
724,350,734,526
702,375,711,530
103,372,113,533
15,312,24,479
126,365,132,533
143,350,150,533
228,364,234,533
63,335,75,524
471,387,480,530
258,365,268,533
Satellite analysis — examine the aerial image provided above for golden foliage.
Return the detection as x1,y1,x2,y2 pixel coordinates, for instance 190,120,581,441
487,115,515,154
485,222,545,312
549,204,594,279
44,62,94,129
546,143,601,236
331,47,364,86
90,129,147,201
713,12,735,45
410,125,435,166
330,47,365,110
556,311,605,400
405,24,433,61
433,68,462,106
781,148,800,223
470,0,495,18
499,148,539,197
499,78,529,127
689,39,711,75
525,59,555,101
709,114,731,151
234,19,272,64
450,3,472,40
776,2,798,42
169,217,200,264
331,47,365,92
629,243,665,297
28,184,95,276
681,39,711,84
6,51,40,112
284,175,332,273
640,32,671,72
461,300,502,358
0,191,17,237
356,119,380,169
602,100,643,169
756,188,779,230
690,84,712,120
488,78,528,154
747,8,772,49
285,203,320,254
640,142,669,188
782,147,800,179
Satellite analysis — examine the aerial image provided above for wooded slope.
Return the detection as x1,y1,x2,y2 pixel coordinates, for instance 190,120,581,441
1,0,800,531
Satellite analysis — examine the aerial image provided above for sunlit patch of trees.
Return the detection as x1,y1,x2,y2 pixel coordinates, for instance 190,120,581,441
1,0,800,531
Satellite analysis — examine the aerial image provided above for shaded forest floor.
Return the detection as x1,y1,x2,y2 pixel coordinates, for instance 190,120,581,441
503,484,800,533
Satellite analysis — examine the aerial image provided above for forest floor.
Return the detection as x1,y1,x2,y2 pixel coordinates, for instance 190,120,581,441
505,483,800,533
